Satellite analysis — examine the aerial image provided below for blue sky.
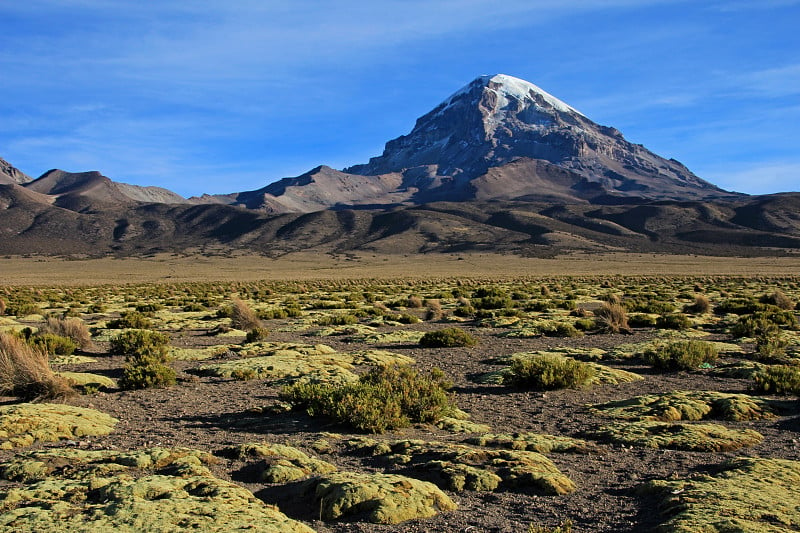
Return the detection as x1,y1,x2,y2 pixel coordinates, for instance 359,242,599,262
1,0,798,197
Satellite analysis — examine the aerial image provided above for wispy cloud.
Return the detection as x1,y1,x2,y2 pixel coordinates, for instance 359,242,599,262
703,161,800,195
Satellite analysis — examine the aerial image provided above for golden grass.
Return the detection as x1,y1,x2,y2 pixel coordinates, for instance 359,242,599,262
0,333,74,401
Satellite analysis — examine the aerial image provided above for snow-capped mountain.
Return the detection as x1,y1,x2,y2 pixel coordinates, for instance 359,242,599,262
344,74,730,203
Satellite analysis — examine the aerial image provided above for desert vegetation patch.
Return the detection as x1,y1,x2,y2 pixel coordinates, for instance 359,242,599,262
0,274,797,531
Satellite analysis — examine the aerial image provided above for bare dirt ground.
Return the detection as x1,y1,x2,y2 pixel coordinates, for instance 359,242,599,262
6,322,796,533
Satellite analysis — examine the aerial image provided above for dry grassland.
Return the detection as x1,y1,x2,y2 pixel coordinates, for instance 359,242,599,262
2,252,800,285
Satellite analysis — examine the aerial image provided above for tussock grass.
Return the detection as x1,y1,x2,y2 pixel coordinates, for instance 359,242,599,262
594,301,631,334
0,332,74,401
38,316,92,349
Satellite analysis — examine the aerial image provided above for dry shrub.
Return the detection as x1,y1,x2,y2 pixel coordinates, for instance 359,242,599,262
760,290,795,310
406,295,423,308
39,317,92,349
230,298,262,330
425,299,443,321
0,298,5,316
0,332,74,401
683,295,711,314
594,302,631,334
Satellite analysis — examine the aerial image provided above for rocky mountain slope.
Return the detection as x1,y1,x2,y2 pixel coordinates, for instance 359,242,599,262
0,74,797,257
0,157,32,185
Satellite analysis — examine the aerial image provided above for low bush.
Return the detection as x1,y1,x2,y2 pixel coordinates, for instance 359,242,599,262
0,332,74,401
280,365,457,433
474,296,512,310
541,323,583,338
111,330,175,390
28,333,77,356
316,314,358,326
107,310,151,329
507,354,596,390
419,328,477,348
655,313,692,330
752,365,800,395
642,340,718,371
245,327,269,343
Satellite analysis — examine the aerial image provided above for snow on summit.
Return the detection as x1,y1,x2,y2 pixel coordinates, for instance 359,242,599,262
438,74,583,117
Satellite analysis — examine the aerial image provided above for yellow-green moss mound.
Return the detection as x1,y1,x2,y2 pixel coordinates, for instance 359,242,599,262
0,403,117,449
197,353,357,385
475,352,641,387
56,371,116,391
640,457,800,532
467,432,597,454
591,390,779,422
197,345,415,385
0,447,314,533
586,420,763,451
300,471,456,524
224,442,337,483
346,437,575,495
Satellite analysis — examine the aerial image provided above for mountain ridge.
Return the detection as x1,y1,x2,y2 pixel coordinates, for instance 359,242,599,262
1,74,797,258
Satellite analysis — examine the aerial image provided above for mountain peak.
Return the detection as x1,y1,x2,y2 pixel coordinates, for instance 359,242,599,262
344,73,730,202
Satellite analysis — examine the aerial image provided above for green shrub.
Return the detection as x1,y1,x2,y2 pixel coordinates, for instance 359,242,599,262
120,354,177,390
28,333,77,356
316,314,358,326
731,310,797,338
755,329,788,360
715,298,763,316
507,354,596,390
258,307,289,320
135,303,163,313
752,365,800,395
110,330,170,356
574,318,596,331
111,330,175,390
280,365,457,433
6,302,41,317
642,340,718,371
655,313,692,330
419,328,477,348
473,296,512,310
245,327,270,343
473,287,508,299
107,310,151,329
183,303,206,312
628,314,658,328
541,323,583,338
